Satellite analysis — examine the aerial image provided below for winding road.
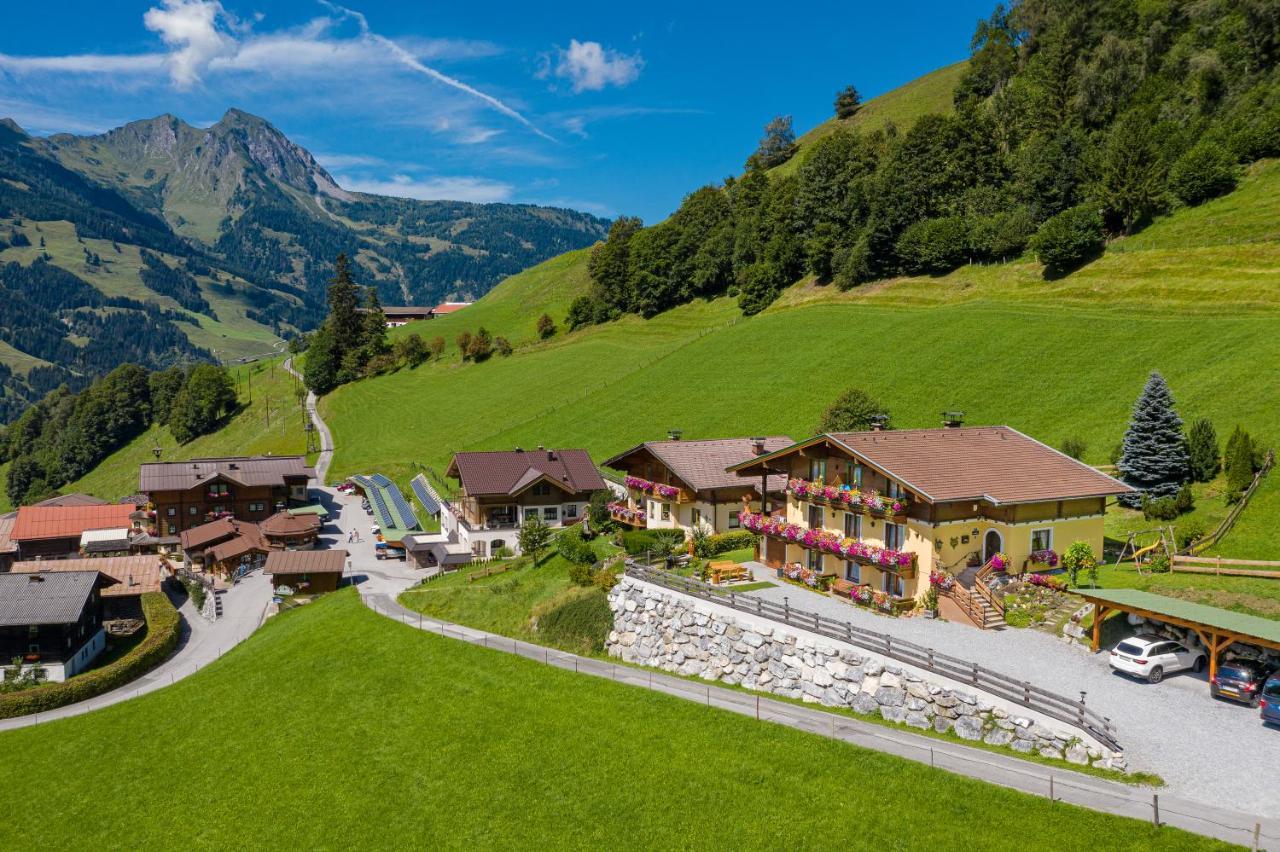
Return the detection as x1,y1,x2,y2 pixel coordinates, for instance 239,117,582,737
283,356,334,485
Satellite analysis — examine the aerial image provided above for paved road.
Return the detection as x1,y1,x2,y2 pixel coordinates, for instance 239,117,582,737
0,574,271,731
283,356,334,485
741,562,1280,817
358,589,1276,847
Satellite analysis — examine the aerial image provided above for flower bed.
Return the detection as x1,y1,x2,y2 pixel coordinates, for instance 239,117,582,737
847,583,895,613
780,563,829,590
928,569,956,592
785,478,909,516
1026,572,1067,591
607,501,646,525
740,512,916,571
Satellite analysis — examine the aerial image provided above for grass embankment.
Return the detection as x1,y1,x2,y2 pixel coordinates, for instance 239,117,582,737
0,590,1217,849
65,357,309,502
1091,563,1280,622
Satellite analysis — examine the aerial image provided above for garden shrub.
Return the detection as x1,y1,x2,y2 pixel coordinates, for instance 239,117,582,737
1177,517,1208,549
619,530,663,556
1029,204,1105,275
556,527,596,565
1142,495,1180,521
0,592,179,719
531,586,613,654
699,530,757,557
1061,541,1097,588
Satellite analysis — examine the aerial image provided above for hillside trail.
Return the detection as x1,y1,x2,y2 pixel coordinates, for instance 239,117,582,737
283,357,334,485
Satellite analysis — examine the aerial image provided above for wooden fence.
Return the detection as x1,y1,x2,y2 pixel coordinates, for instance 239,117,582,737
1184,450,1275,556
625,564,1119,751
1171,554,1280,579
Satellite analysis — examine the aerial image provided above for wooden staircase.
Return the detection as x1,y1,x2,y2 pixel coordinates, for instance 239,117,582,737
942,561,1006,630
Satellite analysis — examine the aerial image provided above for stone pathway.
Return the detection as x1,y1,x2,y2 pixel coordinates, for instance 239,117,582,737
740,562,1280,817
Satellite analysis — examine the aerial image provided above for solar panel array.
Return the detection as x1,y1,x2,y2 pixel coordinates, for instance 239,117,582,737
411,474,440,515
352,474,419,531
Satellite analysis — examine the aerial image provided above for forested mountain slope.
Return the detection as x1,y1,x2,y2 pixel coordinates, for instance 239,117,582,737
0,111,608,422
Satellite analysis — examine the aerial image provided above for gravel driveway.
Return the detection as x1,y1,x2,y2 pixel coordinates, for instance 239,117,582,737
740,564,1279,818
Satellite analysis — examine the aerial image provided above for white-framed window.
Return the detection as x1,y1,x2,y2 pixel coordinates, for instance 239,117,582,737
883,572,905,597
563,504,578,518
531,482,551,496
808,504,823,529
844,513,861,540
853,464,863,487
807,550,824,573
167,523,176,535
845,561,861,583
542,507,558,522
188,506,198,516
885,522,905,551
661,503,671,521
167,507,176,517
729,511,740,529
808,457,826,482
1031,528,1053,552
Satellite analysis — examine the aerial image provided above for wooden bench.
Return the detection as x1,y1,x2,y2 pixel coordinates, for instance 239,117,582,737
707,561,747,584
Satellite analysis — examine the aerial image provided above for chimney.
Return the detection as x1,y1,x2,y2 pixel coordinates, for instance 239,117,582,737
942,411,965,429
668,429,683,441
547,450,556,461
869,414,888,432
750,437,767,456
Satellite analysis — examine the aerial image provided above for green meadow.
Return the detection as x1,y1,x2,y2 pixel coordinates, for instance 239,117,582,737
0,590,1222,850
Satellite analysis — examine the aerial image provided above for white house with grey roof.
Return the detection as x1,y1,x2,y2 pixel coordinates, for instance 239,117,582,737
0,570,117,682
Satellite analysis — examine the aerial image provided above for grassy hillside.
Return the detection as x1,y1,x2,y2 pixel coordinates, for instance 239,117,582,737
0,590,1216,849
314,158,1280,561
773,61,967,177
60,358,309,504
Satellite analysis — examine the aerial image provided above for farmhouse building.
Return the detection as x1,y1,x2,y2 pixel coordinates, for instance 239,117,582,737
179,518,270,578
728,425,1132,611
10,555,168,619
140,456,313,536
0,570,117,683
10,503,140,561
440,448,606,558
603,436,793,537
265,549,347,594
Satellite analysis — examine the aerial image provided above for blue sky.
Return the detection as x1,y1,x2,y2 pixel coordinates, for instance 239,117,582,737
0,1,992,222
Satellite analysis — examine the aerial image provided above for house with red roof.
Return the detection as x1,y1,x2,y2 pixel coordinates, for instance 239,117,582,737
10,503,140,561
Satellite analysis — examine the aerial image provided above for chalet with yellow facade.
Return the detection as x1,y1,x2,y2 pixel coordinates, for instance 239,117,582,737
603,435,793,538
728,425,1132,610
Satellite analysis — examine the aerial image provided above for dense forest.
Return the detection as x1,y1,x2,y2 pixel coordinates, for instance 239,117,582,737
569,0,1280,326
1,360,236,505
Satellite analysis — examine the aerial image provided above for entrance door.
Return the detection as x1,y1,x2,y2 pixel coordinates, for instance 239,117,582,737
983,530,1003,562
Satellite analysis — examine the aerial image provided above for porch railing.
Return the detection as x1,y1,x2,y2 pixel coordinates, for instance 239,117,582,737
624,563,1118,751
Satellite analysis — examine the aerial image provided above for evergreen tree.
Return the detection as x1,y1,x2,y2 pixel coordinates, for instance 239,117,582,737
536,313,556,339
326,254,363,350
361,286,390,358
1186,417,1220,482
1117,371,1191,506
168,364,236,444
1224,426,1257,496
834,85,862,119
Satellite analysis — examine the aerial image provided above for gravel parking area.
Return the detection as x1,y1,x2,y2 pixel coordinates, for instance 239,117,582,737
740,564,1280,817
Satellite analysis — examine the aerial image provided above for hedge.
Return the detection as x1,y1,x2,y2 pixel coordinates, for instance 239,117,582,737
0,591,181,719
698,530,758,557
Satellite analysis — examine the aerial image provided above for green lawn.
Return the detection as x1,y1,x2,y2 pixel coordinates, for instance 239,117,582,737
0,590,1219,850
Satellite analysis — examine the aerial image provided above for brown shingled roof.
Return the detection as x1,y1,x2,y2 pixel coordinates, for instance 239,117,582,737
32,493,109,508
11,556,168,597
447,449,605,497
0,516,16,555
11,503,138,542
207,525,270,565
822,426,1131,504
179,517,241,552
265,549,348,575
605,437,794,494
259,511,321,537
139,455,313,492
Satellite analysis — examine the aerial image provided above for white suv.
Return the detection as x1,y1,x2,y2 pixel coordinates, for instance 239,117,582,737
1109,635,1206,683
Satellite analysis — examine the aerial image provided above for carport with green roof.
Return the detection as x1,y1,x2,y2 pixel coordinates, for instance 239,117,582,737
1075,587,1280,683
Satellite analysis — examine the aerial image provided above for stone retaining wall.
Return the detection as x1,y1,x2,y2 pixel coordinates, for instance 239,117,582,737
608,577,1124,771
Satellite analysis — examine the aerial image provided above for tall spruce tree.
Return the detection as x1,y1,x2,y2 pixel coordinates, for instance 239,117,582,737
326,254,363,350
1186,417,1220,482
1117,371,1190,506
361,286,390,358
1224,426,1257,496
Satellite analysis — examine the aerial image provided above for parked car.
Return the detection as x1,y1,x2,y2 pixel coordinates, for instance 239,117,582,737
1211,659,1277,706
1109,635,1206,683
1261,675,1280,726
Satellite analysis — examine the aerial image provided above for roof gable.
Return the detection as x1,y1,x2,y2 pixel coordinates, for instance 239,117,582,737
606,437,794,493
448,449,605,497
0,570,115,626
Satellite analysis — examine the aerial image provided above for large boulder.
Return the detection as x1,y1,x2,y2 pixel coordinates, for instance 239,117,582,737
954,715,985,741
874,686,906,708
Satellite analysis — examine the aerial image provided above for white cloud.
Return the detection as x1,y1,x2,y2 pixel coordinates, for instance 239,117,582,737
551,40,643,93
337,173,514,203
142,0,238,88
1,2,550,139
313,152,388,170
